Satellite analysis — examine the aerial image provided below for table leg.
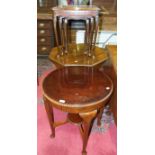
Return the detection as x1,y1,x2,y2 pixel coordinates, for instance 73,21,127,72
59,16,64,56
79,110,97,155
92,16,99,57
84,18,90,55
64,18,68,54
43,97,55,138
53,16,61,57
89,17,95,56
97,107,104,126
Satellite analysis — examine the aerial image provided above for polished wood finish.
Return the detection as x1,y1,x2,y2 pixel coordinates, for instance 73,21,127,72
37,0,57,55
37,20,54,55
49,43,108,67
39,1,117,154
37,21,52,28
43,66,113,112
43,96,55,138
37,2,117,55
106,45,117,72
106,45,117,125
37,0,57,8
52,5,100,15
79,110,97,155
37,36,51,45
52,5,100,57
37,0,117,19
42,66,114,154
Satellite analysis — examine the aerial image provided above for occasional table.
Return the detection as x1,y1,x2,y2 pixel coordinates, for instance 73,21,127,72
42,66,113,155
52,5,100,57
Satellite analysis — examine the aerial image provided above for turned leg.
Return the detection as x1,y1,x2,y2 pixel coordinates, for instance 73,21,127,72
79,110,97,155
43,97,55,138
97,107,104,126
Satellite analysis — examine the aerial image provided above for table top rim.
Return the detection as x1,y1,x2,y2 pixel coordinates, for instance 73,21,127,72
52,5,101,11
42,66,114,108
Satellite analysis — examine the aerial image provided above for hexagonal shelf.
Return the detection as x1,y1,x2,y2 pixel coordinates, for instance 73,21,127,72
49,44,108,67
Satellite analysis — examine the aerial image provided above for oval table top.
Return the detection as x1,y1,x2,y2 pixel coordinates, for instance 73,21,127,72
42,66,113,113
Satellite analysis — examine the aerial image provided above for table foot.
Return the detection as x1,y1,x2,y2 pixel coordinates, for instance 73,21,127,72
97,107,104,127
97,121,101,127
50,133,55,138
82,151,87,155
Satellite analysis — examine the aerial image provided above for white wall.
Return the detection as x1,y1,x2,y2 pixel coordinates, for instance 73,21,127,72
76,30,117,48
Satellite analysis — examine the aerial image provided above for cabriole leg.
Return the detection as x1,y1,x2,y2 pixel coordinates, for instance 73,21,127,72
43,97,55,138
79,110,97,155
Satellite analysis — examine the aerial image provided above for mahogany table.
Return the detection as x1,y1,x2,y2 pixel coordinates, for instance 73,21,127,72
42,66,114,155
